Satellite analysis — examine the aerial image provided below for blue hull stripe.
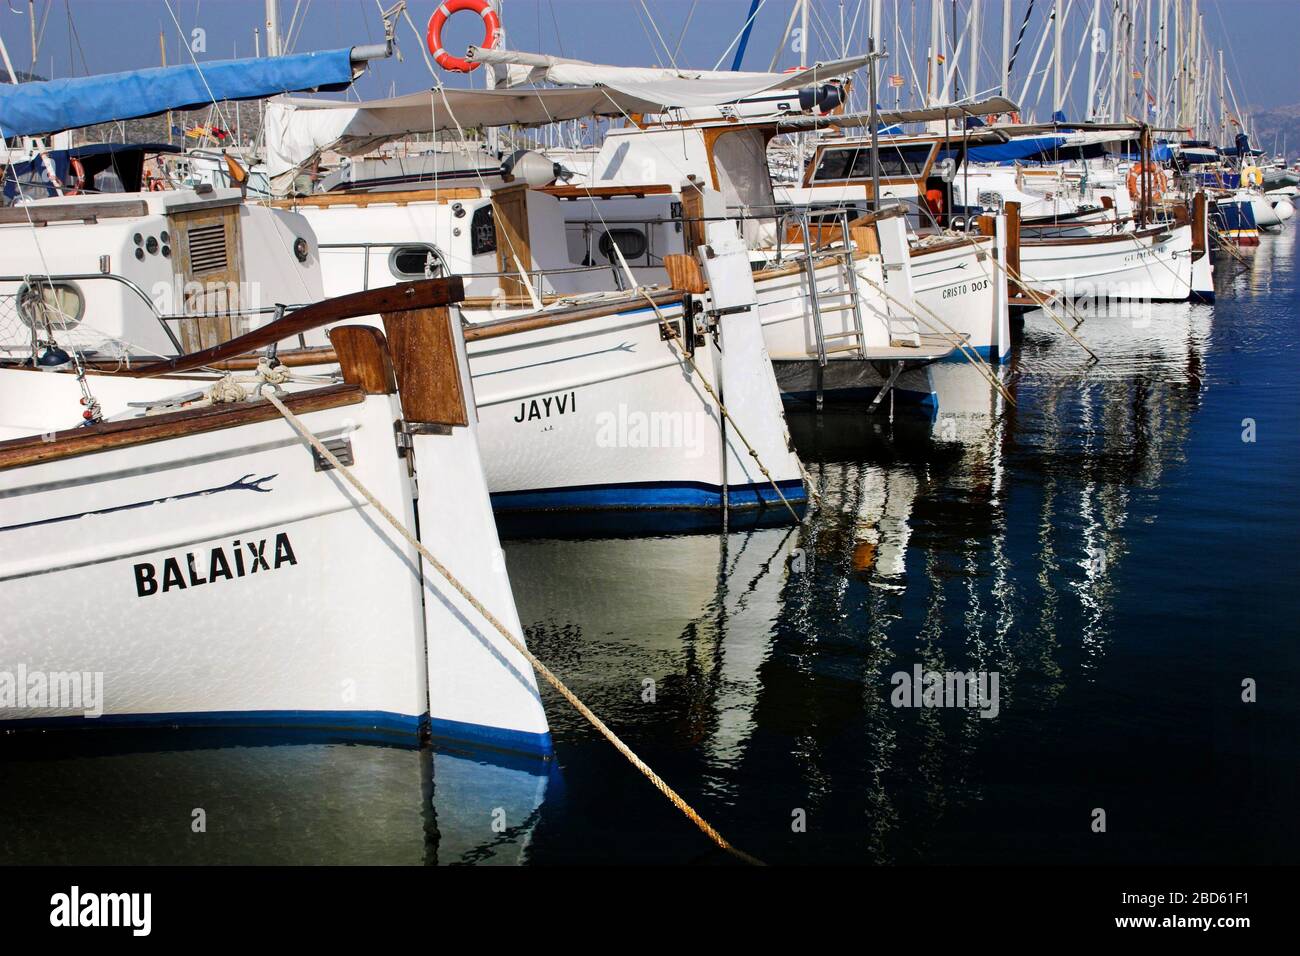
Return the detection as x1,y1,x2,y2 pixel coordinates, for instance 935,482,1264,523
0,708,423,736
936,344,1010,364
427,717,554,758
490,478,807,512
781,387,936,406
1,708,559,758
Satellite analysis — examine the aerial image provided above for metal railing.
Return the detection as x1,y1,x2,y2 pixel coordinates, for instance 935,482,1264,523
0,271,306,357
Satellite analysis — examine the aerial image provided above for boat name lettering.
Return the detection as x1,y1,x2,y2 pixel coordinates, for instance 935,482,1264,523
942,278,990,299
514,391,577,423
133,533,298,596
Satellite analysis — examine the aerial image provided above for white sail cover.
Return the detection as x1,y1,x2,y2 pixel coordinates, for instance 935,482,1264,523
465,47,876,107
264,86,661,182
264,53,876,186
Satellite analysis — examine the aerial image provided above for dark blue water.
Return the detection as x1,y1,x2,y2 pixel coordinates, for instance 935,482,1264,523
1,225,1295,864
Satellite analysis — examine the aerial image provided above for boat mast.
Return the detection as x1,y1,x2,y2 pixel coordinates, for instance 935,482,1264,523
1085,0,1099,119
28,0,38,69
160,31,172,146
1000,0,1011,99
1052,0,1062,115
967,0,979,100
928,0,941,107
265,0,281,58
1211,48,1222,145
1155,0,1166,127
801,0,809,68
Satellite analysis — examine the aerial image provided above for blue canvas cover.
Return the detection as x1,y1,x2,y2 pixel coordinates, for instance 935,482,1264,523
0,49,355,137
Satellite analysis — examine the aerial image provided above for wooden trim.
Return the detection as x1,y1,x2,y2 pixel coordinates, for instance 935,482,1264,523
463,290,681,342
460,294,565,309
679,183,707,256
492,183,532,303
206,347,337,371
0,200,149,225
131,278,466,377
381,307,468,428
265,187,482,209
540,184,674,199
0,384,364,471
664,254,707,293
1004,201,1022,295
1020,224,1170,247
330,326,397,395
1191,192,1208,260
910,235,992,257
69,346,339,374
169,203,244,351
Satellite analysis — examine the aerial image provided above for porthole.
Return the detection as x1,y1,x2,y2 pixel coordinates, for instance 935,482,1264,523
598,228,648,263
388,244,447,279
15,281,84,331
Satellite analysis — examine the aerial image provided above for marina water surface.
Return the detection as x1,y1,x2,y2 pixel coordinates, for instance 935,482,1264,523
2,224,1296,865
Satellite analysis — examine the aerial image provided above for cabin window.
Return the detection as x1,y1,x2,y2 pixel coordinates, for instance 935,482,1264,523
470,204,497,256
812,143,935,181
388,244,447,279
598,228,648,264
15,281,84,331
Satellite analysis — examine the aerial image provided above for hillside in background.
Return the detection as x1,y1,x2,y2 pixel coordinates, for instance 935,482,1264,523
1248,103,1300,161
73,102,263,150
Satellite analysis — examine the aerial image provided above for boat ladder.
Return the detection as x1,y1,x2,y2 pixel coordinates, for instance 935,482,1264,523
799,209,868,365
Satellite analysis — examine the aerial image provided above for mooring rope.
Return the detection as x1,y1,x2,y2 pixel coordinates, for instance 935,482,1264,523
851,270,1018,407
258,386,764,866
945,233,1101,361
633,287,819,516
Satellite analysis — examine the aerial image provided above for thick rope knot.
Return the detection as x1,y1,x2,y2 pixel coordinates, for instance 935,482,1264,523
255,358,293,385
206,375,249,405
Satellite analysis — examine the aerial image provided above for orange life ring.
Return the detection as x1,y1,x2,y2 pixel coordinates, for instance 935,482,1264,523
426,0,501,73
67,156,86,195
1127,163,1167,202
925,188,946,219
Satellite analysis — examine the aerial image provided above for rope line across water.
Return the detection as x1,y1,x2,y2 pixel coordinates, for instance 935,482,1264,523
258,386,765,867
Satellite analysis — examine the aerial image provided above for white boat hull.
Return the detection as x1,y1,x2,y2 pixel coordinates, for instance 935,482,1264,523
1019,223,1193,304
466,294,805,514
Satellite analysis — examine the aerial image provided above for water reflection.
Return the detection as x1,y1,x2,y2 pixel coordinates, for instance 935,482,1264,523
503,277,1223,863
0,732,551,865
0,225,1287,864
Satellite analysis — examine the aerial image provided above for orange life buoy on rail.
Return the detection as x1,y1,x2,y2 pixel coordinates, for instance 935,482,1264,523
426,0,501,73
67,156,87,195
1127,163,1168,203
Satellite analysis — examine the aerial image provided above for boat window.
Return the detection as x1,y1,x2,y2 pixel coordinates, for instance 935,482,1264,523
388,244,447,279
470,204,497,256
713,127,778,246
812,143,935,181
598,228,648,263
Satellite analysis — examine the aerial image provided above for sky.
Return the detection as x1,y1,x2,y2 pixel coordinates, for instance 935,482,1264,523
3,1,1297,118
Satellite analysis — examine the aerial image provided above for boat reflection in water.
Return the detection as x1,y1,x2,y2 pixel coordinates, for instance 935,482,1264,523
501,283,1217,864
0,731,553,865
0,278,1237,865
